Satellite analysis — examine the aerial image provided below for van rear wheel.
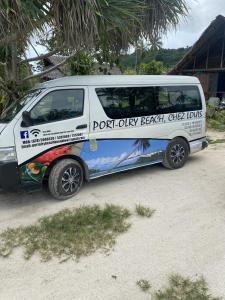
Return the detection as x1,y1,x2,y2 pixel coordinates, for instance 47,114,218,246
48,159,83,200
163,138,189,169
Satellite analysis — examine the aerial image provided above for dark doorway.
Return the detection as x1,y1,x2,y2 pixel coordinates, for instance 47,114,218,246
217,72,225,99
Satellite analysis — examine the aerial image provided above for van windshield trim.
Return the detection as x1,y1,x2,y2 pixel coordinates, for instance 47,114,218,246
0,89,43,123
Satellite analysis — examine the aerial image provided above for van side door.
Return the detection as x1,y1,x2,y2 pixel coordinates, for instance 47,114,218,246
14,87,89,166
86,85,165,177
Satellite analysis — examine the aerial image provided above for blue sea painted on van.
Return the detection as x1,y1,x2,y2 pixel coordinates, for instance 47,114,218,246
80,139,169,178
20,138,169,184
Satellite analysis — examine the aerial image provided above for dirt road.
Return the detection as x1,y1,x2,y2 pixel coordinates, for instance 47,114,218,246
0,142,225,300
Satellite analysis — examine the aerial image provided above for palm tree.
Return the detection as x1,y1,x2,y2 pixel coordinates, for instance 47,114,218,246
135,40,149,74
150,36,163,51
113,139,151,169
0,0,188,104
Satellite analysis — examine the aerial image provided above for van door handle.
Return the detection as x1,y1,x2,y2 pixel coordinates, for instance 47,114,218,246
76,124,87,129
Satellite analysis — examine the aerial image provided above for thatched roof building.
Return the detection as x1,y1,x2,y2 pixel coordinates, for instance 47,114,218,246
170,15,225,99
42,56,121,81
42,55,68,81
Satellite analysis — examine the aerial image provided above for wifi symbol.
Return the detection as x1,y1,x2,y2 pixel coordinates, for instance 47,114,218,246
30,129,41,137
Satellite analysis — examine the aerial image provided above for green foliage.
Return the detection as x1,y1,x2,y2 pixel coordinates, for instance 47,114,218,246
0,0,188,106
0,1,188,52
0,95,6,113
137,279,151,292
123,68,136,75
207,138,225,144
0,205,131,261
120,47,190,71
207,107,225,131
70,53,95,75
155,274,221,300
135,204,155,218
139,60,164,75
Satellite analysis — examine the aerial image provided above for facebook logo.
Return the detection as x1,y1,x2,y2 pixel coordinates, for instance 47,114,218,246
20,131,29,139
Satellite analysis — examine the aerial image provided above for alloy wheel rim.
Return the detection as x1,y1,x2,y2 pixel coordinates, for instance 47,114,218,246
61,166,81,194
170,144,185,164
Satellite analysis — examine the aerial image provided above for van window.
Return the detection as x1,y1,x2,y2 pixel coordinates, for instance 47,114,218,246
96,87,155,119
96,86,202,119
30,89,84,125
155,86,202,114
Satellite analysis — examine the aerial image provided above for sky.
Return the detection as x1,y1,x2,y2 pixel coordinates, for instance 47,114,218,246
162,0,225,49
27,0,225,59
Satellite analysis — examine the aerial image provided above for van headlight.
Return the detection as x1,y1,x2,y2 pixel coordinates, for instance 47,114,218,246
0,147,17,162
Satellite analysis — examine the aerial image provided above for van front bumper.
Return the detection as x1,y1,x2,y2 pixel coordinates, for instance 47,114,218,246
190,137,208,154
0,161,20,191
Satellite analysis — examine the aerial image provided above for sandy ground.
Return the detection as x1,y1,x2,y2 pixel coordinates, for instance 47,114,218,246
0,141,225,300
207,128,225,140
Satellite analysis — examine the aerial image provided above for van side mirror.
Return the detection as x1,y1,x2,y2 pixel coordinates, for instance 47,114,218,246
21,111,32,127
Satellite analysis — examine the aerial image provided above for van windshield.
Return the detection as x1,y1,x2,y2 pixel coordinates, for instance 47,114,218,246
0,89,43,123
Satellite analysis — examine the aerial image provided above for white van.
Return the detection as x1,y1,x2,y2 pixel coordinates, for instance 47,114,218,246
0,75,207,199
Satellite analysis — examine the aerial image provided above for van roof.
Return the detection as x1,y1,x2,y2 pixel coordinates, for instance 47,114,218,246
36,75,200,88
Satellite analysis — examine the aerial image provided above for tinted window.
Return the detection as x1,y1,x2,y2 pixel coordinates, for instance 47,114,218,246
155,86,202,114
96,86,202,119
96,87,155,119
30,89,84,125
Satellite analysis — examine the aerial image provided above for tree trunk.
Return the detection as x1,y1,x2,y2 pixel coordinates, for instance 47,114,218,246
6,41,18,82
11,41,18,82
135,47,138,74
3,41,20,106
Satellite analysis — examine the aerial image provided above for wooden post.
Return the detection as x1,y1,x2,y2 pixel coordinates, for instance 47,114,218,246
206,44,210,69
221,32,225,68
193,56,196,70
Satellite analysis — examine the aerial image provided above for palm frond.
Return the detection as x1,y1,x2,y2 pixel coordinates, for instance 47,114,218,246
142,0,188,40
134,139,151,151
0,0,47,44
50,0,143,50
0,0,188,58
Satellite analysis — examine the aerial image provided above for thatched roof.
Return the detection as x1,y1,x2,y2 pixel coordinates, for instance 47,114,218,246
170,15,225,74
42,55,68,80
94,63,122,75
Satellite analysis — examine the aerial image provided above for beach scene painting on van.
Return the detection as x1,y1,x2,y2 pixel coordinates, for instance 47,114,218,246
20,139,169,185
81,139,169,178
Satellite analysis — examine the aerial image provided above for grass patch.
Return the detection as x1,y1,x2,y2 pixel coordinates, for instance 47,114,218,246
137,279,151,292
135,204,155,218
155,274,221,300
207,119,225,131
0,205,131,261
207,138,225,145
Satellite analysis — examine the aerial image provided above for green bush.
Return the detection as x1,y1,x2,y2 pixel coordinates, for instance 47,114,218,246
155,274,221,300
207,107,225,131
139,60,164,75
135,204,155,218
70,52,94,75
123,67,136,75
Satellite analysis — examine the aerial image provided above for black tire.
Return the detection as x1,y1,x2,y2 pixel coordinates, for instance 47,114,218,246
48,159,83,200
162,138,189,169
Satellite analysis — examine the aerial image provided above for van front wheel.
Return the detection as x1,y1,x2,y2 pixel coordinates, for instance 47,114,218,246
48,159,83,200
163,138,189,169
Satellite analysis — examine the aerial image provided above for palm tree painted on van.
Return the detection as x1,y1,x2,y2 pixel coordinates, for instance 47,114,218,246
113,139,151,169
